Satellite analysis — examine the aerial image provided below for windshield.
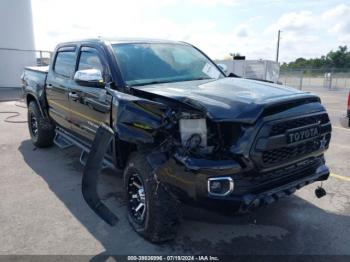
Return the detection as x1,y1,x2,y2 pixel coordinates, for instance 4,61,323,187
112,43,223,86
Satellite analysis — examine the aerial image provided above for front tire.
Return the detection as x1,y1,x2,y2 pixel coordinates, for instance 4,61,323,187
124,152,181,243
28,101,55,148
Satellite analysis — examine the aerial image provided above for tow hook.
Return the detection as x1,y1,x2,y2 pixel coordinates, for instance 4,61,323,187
315,182,327,199
82,124,118,226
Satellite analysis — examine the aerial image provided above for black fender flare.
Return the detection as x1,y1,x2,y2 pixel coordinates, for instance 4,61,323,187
26,92,48,118
82,124,118,226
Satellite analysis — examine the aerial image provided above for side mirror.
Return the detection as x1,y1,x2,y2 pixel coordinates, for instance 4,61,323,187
74,69,104,87
217,63,228,74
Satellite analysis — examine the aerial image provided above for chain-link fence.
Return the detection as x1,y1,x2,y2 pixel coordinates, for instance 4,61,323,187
35,50,52,66
279,68,350,90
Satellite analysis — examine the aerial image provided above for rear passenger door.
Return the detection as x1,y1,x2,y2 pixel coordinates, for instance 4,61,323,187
69,46,112,142
46,46,76,130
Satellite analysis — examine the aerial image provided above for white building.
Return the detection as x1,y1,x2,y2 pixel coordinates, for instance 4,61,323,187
0,0,36,88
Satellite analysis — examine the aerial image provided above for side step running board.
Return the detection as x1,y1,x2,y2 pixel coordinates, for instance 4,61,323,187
54,127,115,169
54,132,73,149
79,150,112,169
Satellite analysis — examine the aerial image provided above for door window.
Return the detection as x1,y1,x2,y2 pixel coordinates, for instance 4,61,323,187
78,51,104,73
54,51,76,78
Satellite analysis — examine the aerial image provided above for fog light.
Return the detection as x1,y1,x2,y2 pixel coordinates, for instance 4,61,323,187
210,181,222,191
207,177,234,196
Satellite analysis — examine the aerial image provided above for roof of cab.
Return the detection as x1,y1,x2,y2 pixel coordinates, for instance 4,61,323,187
56,37,187,47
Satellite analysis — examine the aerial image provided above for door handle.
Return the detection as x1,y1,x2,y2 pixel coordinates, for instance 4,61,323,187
69,92,80,101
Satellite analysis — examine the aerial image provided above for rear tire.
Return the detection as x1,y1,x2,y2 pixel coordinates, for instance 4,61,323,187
124,152,181,243
28,101,55,148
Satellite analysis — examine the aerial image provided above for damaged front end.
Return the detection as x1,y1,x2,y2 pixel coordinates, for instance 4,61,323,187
108,90,248,203
83,88,331,222
116,92,331,212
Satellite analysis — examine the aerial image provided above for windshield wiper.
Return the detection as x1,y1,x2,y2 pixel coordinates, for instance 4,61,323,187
130,77,215,87
131,80,177,86
189,77,214,81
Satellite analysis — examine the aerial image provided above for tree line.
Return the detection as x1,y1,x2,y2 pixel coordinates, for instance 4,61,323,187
281,46,350,70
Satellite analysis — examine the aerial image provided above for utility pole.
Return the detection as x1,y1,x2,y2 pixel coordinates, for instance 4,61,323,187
276,30,281,62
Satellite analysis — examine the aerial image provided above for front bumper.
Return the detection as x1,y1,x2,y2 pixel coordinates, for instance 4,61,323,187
154,154,329,212
237,164,329,211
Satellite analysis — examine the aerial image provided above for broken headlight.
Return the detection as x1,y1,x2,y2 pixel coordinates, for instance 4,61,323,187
179,118,207,148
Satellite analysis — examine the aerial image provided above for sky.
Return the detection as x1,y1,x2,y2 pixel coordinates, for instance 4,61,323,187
31,0,350,63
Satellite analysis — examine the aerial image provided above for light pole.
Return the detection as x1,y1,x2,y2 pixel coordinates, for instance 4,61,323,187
276,30,281,62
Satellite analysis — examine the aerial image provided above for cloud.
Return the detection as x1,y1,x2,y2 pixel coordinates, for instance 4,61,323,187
264,9,339,61
190,0,239,6
322,4,350,35
31,0,179,49
234,24,250,38
267,11,315,33
322,4,350,19
31,0,276,61
30,0,350,63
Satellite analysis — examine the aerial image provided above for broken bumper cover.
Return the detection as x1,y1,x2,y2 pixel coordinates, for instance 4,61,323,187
155,154,330,211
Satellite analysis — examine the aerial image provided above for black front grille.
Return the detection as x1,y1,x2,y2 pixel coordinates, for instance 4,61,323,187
236,157,322,195
252,157,322,193
252,112,331,168
262,139,320,165
270,113,329,136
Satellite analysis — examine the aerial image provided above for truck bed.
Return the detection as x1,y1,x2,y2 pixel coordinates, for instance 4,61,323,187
25,66,49,73
22,66,48,89
22,66,48,100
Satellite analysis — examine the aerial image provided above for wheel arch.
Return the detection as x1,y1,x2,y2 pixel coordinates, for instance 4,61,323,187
26,93,47,118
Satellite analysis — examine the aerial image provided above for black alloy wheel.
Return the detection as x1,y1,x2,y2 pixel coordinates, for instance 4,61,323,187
29,113,38,138
127,173,147,224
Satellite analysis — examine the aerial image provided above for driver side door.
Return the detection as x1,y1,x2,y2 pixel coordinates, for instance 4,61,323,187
69,46,112,142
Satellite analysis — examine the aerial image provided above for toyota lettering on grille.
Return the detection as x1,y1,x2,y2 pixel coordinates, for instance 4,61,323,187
287,125,320,144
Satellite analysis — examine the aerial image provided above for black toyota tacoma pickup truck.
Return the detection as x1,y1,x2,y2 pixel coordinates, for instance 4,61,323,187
22,38,332,242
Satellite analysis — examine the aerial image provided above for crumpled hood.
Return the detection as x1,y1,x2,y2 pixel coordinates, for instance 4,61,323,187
132,77,320,123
